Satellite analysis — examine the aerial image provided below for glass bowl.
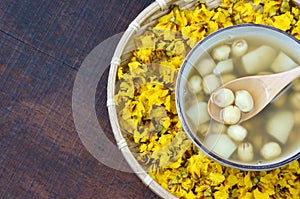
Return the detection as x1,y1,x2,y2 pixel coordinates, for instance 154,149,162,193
176,24,300,171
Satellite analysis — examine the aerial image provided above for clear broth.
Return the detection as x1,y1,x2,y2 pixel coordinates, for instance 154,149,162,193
183,35,300,164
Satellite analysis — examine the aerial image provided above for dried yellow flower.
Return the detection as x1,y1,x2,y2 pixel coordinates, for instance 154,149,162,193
273,11,293,31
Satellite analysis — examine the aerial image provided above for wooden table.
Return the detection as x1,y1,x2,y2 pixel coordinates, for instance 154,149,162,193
0,0,160,198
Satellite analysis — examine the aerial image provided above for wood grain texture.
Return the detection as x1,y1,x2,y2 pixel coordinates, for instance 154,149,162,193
0,0,160,198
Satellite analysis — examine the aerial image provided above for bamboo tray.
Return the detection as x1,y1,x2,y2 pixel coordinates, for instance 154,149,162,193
107,0,299,198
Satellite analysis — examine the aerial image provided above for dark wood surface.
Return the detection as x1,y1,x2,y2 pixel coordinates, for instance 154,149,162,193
0,0,161,198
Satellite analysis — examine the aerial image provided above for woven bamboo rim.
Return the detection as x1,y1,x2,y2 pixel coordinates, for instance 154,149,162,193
107,0,221,198
294,0,300,7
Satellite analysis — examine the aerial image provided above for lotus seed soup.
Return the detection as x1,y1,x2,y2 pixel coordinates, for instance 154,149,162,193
181,34,300,165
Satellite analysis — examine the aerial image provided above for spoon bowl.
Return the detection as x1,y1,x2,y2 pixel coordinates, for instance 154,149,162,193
208,66,300,123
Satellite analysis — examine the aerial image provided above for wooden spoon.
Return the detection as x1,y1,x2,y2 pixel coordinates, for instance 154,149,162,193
208,66,300,123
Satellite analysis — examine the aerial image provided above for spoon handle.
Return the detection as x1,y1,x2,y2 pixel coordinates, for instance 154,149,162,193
263,66,300,100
